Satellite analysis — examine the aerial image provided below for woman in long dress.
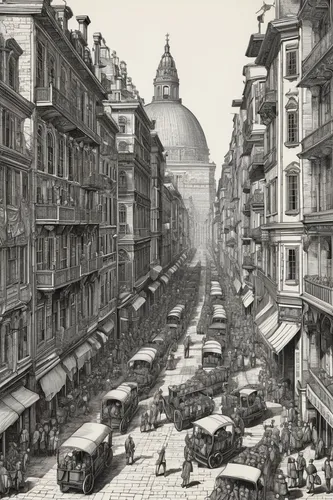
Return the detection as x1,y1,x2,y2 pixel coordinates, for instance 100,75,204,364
181,457,193,488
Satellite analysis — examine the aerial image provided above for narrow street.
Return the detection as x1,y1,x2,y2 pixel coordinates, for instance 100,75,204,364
7,251,273,500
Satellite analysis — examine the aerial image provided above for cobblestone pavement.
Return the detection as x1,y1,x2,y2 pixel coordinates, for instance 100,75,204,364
6,251,275,500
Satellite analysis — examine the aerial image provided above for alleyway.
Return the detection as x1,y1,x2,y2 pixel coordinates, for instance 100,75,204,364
6,251,275,500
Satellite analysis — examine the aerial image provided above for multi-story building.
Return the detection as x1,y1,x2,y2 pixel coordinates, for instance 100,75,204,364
0,0,118,449
0,31,35,457
298,0,333,447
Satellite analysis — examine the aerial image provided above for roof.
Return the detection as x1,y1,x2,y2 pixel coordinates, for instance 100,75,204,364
152,335,165,343
239,388,258,396
217,464,261,484
60,423,111,454
193,414,234,435
210,290,223,296
103,383,137,403
203,341,222,354
209,323,227,330
145,101,209,164
128,347,157,365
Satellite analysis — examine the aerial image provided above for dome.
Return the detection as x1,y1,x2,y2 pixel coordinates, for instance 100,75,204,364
145,100,210,163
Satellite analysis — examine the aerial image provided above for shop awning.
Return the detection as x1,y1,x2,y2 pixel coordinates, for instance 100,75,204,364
233,278,242,294
242,290,254,309
257,309,279,346
0,387,39,418
40,364,67,402
148,281,161,294
160,275,169,285
0,401,19,435
87,336,102,356
99,319,114,335
74,343,93,370
132,296,146,312
62,356,77,381
267,322,300,354
150,265,162,281
96,330,108,344
255,298,273,324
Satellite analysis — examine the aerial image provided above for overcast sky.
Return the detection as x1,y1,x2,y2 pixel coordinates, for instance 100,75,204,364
68,0,272,178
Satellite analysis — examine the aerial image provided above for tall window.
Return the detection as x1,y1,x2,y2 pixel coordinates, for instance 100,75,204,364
58,137,65,177
119,204,126,224
47,131,54,174
7,247,17,285
60,234,67,269
60,298,66,328
48,55,56,86
36,42,45,87
37,125,44,171
19,246,27,284
287,174,298,211
60,65,67,95
118,116,127,134
68,144,74,181
119,171,127,189
69,294,76,326
286,248,298,281
18,317,28,360
286,49,298,77
287,111,298,144
37,305,46,345
8,57,17,90
163,86,169,98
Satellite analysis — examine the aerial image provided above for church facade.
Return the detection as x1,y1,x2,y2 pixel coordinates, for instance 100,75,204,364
145,37,216,247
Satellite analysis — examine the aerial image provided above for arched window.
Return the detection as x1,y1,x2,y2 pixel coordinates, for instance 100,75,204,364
18,317,28,360
37,125,44,171
119,171,127,189
157,86,161,97
163,86,170,98
118,141,129,152
58,137,65,177
119,204,127,224
47,131,55,174
89,284,94,316
118,116,127,133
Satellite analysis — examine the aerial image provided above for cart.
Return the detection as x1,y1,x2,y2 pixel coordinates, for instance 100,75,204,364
127,347,160,397
57,423,113,494
206,464,265,500
202,340,224,370
221,387,267,426
101,382,138,434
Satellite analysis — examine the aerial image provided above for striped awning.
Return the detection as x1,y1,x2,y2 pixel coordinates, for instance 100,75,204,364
160,275,169,285
233,278,242,294
40,364,67,401
267,322,300,354
242,290,254,308
132,296,146,312
148,281,161,294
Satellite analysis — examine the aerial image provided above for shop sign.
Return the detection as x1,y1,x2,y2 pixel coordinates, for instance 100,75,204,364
307,385,333,427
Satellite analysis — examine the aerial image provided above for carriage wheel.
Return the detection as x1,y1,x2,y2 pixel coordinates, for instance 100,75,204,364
174,410,183,432
120,417,129,434
60,485,69,493
106,447,113,466
83,474,94,495
208,452,223,469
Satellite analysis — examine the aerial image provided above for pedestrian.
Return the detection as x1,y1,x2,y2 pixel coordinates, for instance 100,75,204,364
315,436,325,459
0,460,10,495
48,427,55,456
39,427,46,455
53,429,60,456
287,457,297,488
181,455,193,488
19,428,29,453
280,406,288,427
31,426,40,456
322,457,332,494
303,421,312,445
22,448,30,473
149,403,157,430
312,424,318,449
287,403,296,424
295,425,304,450
306,458,317,494
155,446,167,477
125,435,135,465
140,413,146,433
280,423,290,456
296,451,306,487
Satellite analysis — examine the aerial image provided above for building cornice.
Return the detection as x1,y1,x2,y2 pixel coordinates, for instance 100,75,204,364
256,17,300,69
0,81,34,117
97,106,119,134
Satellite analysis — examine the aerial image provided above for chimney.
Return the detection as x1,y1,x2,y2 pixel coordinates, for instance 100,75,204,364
93,32,102,66
76,15,91,43
53,5,73,32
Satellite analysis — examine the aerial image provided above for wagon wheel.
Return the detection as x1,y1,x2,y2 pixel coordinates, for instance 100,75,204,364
60,485,69,493
174,410,183,432
83,474,94,495
106,447,113,466
163,400,173,422
208,452,223,469
120,416,129,434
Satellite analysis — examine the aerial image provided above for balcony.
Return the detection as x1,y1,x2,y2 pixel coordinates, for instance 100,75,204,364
80,257,103,276
36,266,81,290
304,275,333,307
300,119,333,159
264,147,277,171
301,29,333,88
99,298,117,320
82,172,110,191
242,227,251,245
242,255,255,270
36,86,100,146
226,230,237,247
242,118,265,144
307,368,333,417
35,205,101,225
249,146,265,181
249,190,264,213
258,89,277,125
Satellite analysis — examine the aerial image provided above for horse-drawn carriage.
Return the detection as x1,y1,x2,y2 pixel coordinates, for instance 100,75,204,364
166,304,185,339
127,347,160,398
221,387,267,426
202,340,224,370
101,382,138,434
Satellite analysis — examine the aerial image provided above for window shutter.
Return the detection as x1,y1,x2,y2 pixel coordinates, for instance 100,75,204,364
295,247,300,284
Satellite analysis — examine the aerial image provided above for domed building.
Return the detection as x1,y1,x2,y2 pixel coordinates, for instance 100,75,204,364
145,36,216,246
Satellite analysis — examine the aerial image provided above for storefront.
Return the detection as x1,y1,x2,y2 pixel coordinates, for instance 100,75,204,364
0,386,39,458
148,280,161,305
74,342,93,382
37,363,67,422
307,382,333,449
